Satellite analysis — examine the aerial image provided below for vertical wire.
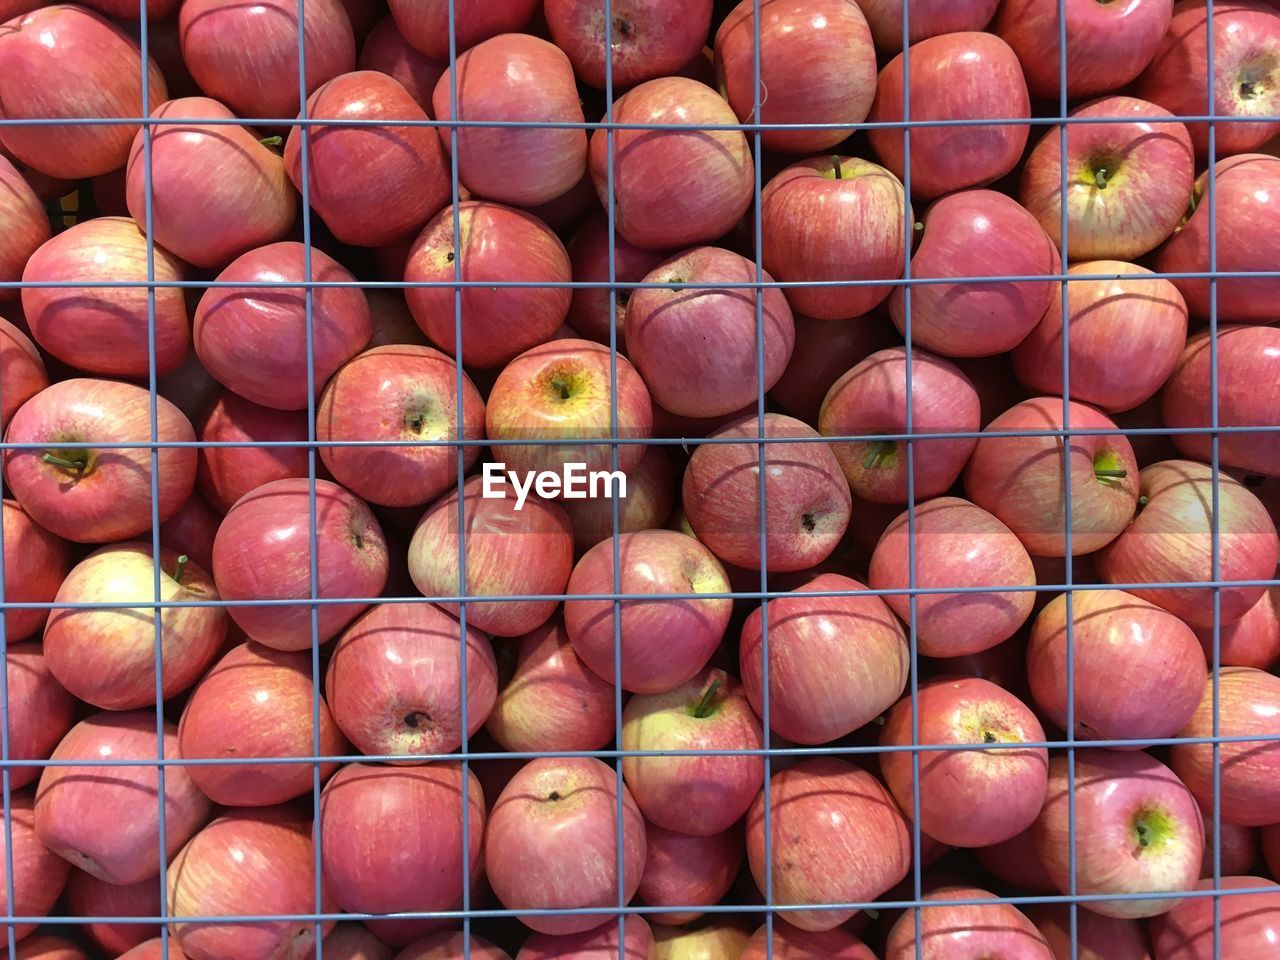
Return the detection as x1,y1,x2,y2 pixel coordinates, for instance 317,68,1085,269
0,57,15,960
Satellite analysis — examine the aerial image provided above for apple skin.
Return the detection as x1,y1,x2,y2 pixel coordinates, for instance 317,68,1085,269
404,201,572,369
1025,904,1153,960
1035,750,1204,919
178,641,347,806
760,155,908,321
975,826,1058,894
322,924,395,960
770,312,898,426
1150,875,1280,960
4,641,74,793
544,0,710,90
637,823,743,926
858,0,999,48
196,389,311,514
0,316,46,432
433,34,587,207
36,711,210,885
998,0,1172,100
886,887,1053,960
115,941,186,960
740,922,876,960
1137,0,1280,158
386,0,538,60
22,217,189,378
964,397,1140,557
621,668,764,836
317,344,486,507
3,378,198,543
285,71,450,247
517,918,653,960
325,600,499,759
1200,815,1259,879
65,870,161,957
1194,583,1280,670
0,935,87,960
485,338,653,479
1,499,69,643
1162,325,1280,478
193,241,372,411
684,412,852,572
868,32,1030,200
654,920,752,960
891,190,1058,359
1157,154,1280,321
0,789,71,942
43,542,227,710
1028,589,1208,745
1095,460,1279,628
715,0,878,153
320,762,485,947
741,572,908,744
1013,261,1189,414
408,476,574,638
820,347,981,503
211,477,389,650
125,97,297,269
564,529,732,694
485,618,616,754
879,677,1049,849
358,16,447,112
168,806,337,960
177,0,355,119
746,758,912,931
484,756,647,936
1171,667,1280,827
869,497,1036,659
1021,97,1195,262
0,5,167,179
0,156,50,301
587,77,754,251
395,932,511,960
563,211,669,347
560,445,676,553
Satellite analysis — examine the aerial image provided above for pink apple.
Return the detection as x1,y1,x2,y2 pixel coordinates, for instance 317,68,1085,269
3,641,74,793
1,935,87,960
517,918,653,960
975,826,1057,894
358,16,447,112
0,790,70,942
178,641,347,806
637,823,743,926
485,756,646,936
760,155,908,320
322,925,394,960
0,499,69,643
587,77,754,250
196,390,311,514
1200,815,1259,878
0,316,46,433
386,0,538,60
115,941,185,960
740,921,876,960
65,870,160,956
1194,583,1280,670
560,445,676,553
1025,904,1153,960
770,312,898,425
326,600,498,758
868,32,1030,199
544,0,711,90
0,156,49,301
886,887,1053,960
1151,875,1280,960
394,932,510,960
564,529,732,693
364,290,429,348
859,0,1000,48
563,211,668,346
3,378,197,543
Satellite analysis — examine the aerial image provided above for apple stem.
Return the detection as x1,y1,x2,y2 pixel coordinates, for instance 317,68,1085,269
692,678,722,719
259,135,283,147
831,155,843,179
1094,167,1111,189
41,452,85,472
173,554,188,584
862,440,894,470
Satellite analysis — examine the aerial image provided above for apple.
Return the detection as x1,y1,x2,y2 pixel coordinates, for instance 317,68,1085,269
22,216,188,378
890,189,1059,358
408,475,574,638
1035,750,1204,918
1013,261,1189,414
998,0,1172,100
964,397,1139,557
1137,0,1280,157
746,758,912,931
1150,875,1280,960
0,316,46,432
0,156,49,301
1025,904,1152,960
35,711,210,885
1170,667,1280,827
544,0,710,90
364,290,429,349
517,918,653,960
125,97,298,269
1,499,69,643
485,338,653,478
859,0,1000,49
193,241,372,411
178,641,347,806
404,202,572,369
879,676,1049,848
1162,325,1280,477
638,823,743,925
321,925,394,960
484,756,646,936
560,445,676,553
326,600,499,758
285,70,450,246
1267,825,1280,875
0,936,86,960
770,312,898,425
1095,460,1279,628
43,542,227,710
319,762,485,946
975,826,1058,894
5,640,74,793
485,617,616,753
1200,815,1259,878
868,32,1030,200
317,344,485,507
563,211,668,347
886,887,1053,960
715,0,878,153
3,378,197,543
740,572,908,743
654,920,751,960
0,790,70,942
196,390,312,514
177,0,355,119
760,155,908,320
587,77,754,250
358,16,447,112
115,941,185,960
168,806,336,960
396,932,512,960
740,921,876,960
65,870,160,956
386,0,538,60
1194,583,1280,670
0,5,167,179
211,477,389,650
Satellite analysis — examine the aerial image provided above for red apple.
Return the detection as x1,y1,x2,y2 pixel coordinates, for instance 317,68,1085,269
0,316,46,433
0,157,49,301
326,600,498,758
517,918,653,960
868,32,1030,200
1,499,69,643
322,925,394,960
544,0,711,90
364,290,429,348
760,155,908,320
1194,583,1280,670
156,496,220,591
563,211,668,346
770,312,898,425
0,790,70,942
115,940,186,960
560,445,676,553
358,16,447,112
3,640,73,793
886,887,1053,960
196,390,311,514
638,823,743,925
386,0,538,60
739,921,876,960
1150,875,1280,960
1200,815,1259,878
1026,904,1153,960
975,826,1057,894
396,933,511,960
3,378,197,543
859,0,1000,48
65,870,160,957
587,77,754,250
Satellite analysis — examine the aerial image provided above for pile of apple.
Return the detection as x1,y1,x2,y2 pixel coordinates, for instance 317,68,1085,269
3,0,1280,958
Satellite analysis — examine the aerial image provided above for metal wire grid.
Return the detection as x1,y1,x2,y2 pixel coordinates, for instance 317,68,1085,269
0,1,1269,959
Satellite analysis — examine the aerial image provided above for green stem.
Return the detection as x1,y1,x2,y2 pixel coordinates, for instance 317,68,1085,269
41,452,85,472
692,678,722,719
259,135,283,147
173,554,189,585
862,440,894,470
1094,167,1111,189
